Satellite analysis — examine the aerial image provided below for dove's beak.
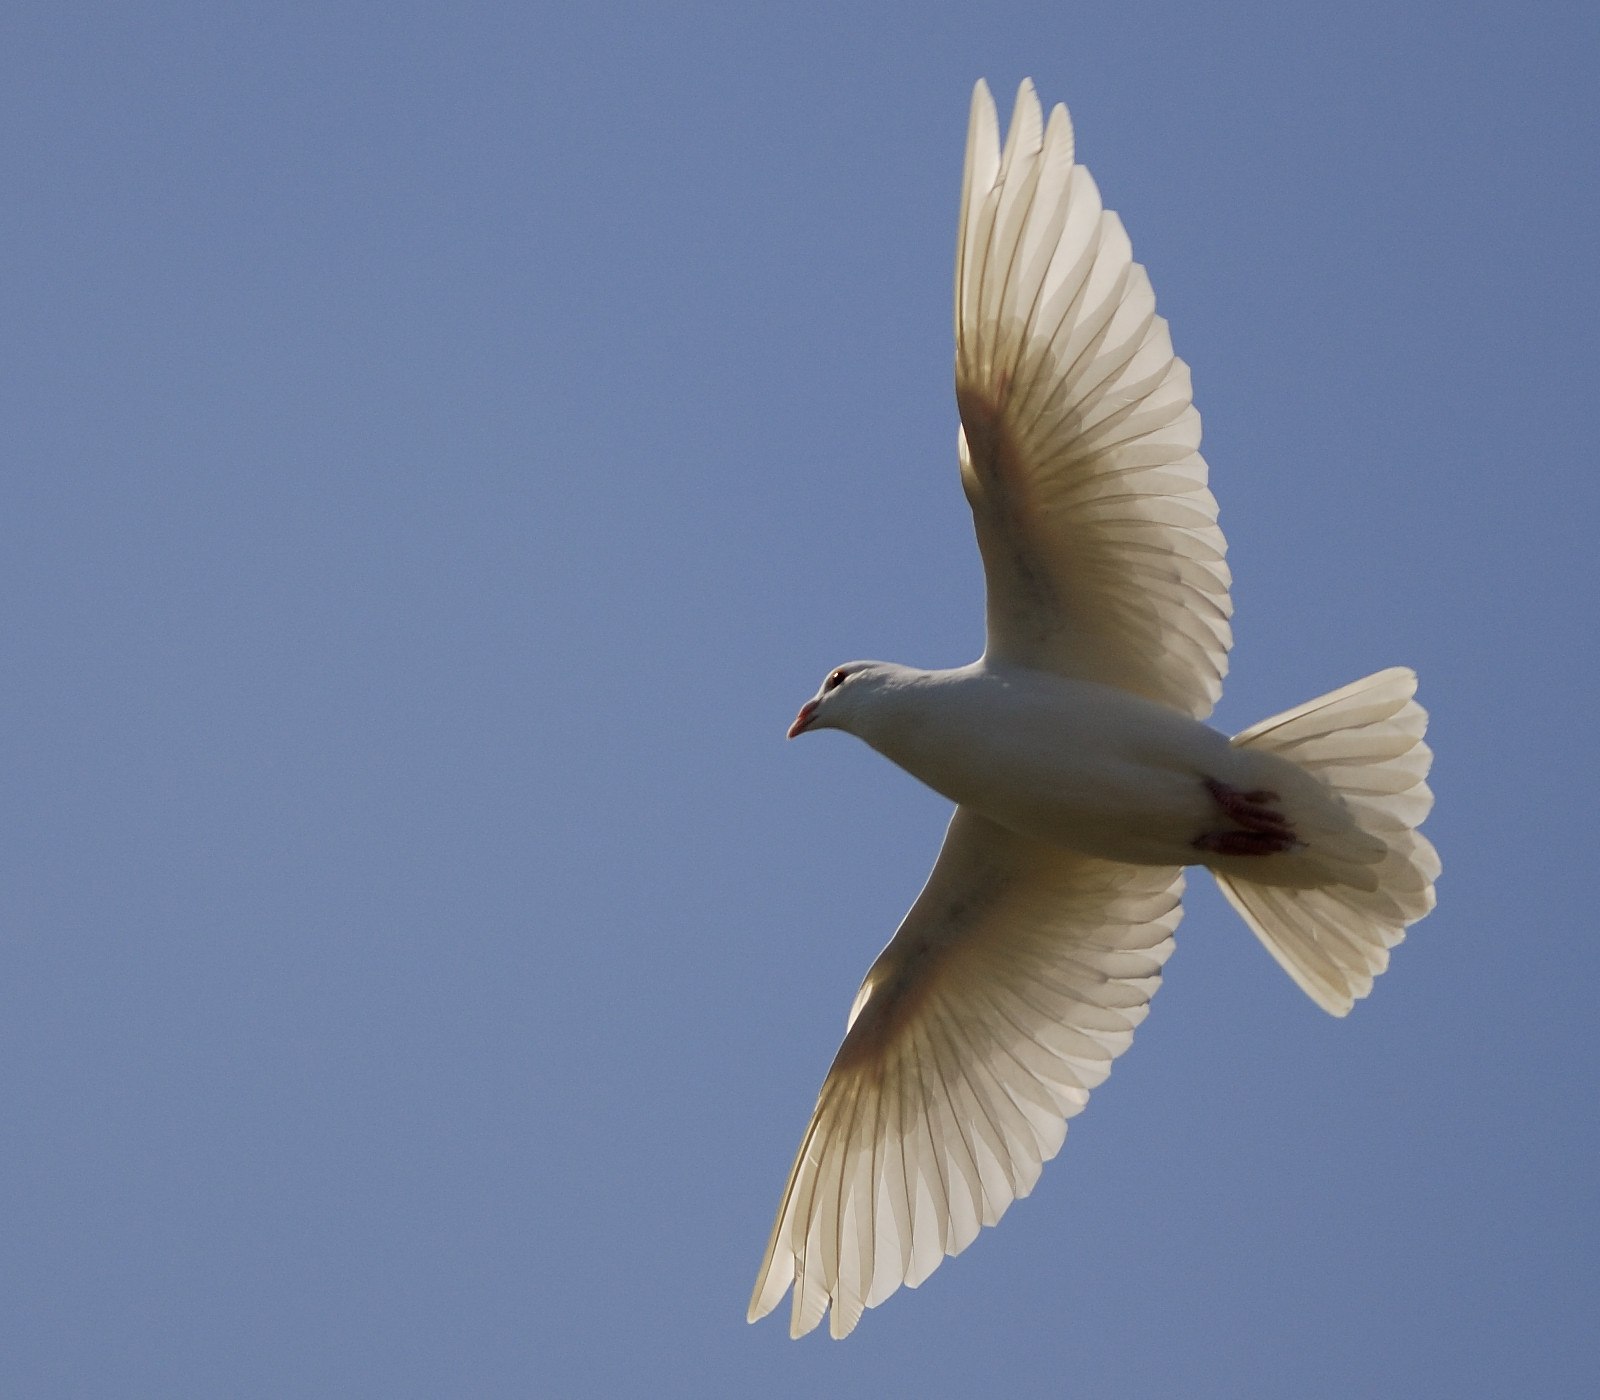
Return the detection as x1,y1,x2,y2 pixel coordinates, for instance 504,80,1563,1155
787,699,820,739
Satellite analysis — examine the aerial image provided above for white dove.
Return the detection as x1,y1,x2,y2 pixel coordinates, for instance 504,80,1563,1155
749,79,1439,1340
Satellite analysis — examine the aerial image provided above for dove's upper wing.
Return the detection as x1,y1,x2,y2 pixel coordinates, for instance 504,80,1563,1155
956,80,1232,718
748,810,1183,1338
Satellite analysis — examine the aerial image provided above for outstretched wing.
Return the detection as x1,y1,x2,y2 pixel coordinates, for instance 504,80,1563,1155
749,810,1183,1338
956,79,1231,718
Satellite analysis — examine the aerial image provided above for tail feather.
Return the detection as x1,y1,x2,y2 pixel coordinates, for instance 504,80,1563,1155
1215,668,1438,1016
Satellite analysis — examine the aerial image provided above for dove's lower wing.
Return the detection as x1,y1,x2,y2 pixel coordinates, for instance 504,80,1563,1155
748,810,1183,1339
955,80,1232,719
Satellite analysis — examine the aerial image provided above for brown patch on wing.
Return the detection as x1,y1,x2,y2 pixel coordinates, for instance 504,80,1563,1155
828,878,999,1076
957,386,1060,637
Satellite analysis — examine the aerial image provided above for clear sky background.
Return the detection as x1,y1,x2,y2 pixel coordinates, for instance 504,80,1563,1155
5,2,1597,1396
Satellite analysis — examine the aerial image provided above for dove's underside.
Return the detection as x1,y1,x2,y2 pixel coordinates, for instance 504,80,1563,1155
750,79,1439,1340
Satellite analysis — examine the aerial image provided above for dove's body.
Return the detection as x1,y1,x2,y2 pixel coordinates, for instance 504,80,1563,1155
825,661,1230,865
802,658,1381,887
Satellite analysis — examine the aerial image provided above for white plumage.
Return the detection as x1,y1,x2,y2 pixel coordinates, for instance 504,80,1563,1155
750,79,1439,1339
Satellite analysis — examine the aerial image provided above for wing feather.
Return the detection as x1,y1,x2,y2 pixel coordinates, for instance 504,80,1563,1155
749,810,1183,1337
955,80,1232,717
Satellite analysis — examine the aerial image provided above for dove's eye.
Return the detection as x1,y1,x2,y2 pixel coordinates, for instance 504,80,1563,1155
825,668,849,691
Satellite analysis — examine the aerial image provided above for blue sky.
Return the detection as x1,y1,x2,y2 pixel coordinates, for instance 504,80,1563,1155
4,2,1597,1395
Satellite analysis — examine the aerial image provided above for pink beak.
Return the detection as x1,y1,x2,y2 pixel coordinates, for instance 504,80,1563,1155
787,699,820,739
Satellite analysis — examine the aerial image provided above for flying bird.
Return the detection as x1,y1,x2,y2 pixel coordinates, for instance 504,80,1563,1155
749,79,1439,1339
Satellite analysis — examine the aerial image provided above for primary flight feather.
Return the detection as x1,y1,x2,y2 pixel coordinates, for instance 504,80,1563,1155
750,78,1439,1340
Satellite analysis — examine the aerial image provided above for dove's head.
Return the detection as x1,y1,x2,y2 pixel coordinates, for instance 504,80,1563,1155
787,662,904,739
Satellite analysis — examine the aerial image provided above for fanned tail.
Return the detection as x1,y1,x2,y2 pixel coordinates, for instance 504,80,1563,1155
1213,668,1439,1016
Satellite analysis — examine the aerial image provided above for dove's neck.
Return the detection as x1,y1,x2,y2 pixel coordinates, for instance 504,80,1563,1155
840,662,981,752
